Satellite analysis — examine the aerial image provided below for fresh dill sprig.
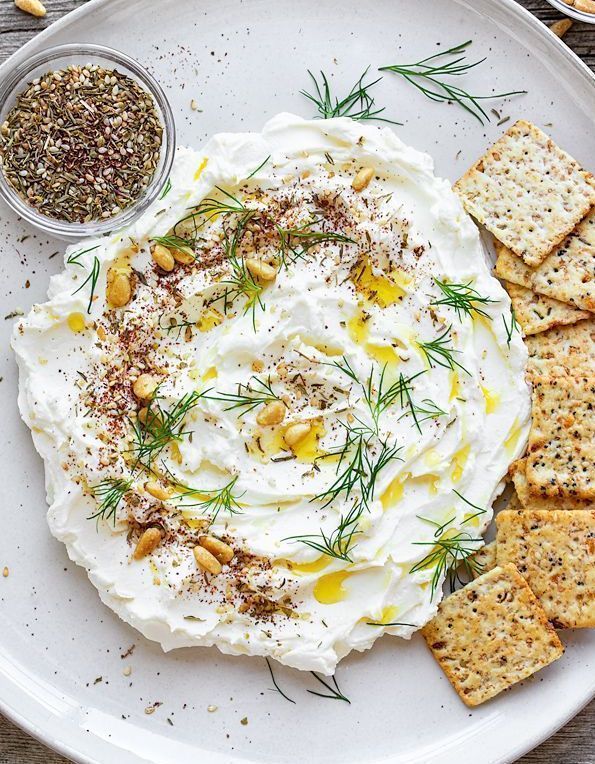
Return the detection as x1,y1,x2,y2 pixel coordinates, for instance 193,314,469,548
129,390,208,467
307,672,351,704
366,619,416,627
417,325,470,375
158,178,172,199
88,477,132,524
152,235,196,260
410,527,483,597
174,186,248,238
207,375,282,418
158,316,196,340
246,155,271,180
452,489,487,524
286,432,402,561
379,40,526,124
67,245,101,314
265,658,296,704
168,472,244,524
218,212,265,329
301,67,400,125
502,305,520,347
276,219,354,268
432,279,497,320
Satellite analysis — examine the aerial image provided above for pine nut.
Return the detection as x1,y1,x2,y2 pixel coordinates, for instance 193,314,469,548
151,243,175,272
133,527,162,560
145,481,173,501
284,422,311,448
106,269,132,307
352,167,375,192
133,373,159,400
199,535,234,563
15,0,46,17
549,19,573,37
172,246,195,265
256,399,286,426
193,545,222,574
245,258,277,282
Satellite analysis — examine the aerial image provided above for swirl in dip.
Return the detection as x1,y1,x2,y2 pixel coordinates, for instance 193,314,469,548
13,114,530,673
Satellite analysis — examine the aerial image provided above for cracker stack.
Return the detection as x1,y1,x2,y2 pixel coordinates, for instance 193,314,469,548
421,124,595,708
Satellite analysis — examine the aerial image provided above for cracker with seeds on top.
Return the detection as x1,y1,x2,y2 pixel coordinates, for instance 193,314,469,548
525,317,595,375
468,540,497,578
509,458,591,511
494,209,595,313
454,120,595,267
526,368,595,500
502,280,590,336
496,509,595,628
421,564,563,707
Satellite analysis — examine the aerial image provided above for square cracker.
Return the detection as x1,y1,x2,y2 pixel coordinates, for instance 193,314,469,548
421,564,563,707
496,509,595,628
454,120,595,266
468,540,497,578
525,317,595,375
510,458,591,511
502,280,589,336
526,368,595,499
494,209,595,312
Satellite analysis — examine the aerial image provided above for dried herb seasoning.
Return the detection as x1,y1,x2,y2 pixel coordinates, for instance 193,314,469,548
0,63,163,223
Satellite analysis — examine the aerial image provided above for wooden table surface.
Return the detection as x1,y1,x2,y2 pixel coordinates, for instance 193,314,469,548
0,0,593,762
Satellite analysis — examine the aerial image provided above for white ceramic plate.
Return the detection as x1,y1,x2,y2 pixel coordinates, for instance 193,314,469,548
1,1,594,762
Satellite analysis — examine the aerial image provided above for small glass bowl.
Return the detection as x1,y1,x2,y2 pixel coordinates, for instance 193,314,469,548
544,0,595,24
0,43,176,240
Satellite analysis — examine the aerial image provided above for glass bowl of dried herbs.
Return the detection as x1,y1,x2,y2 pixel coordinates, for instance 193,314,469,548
0,43,176,239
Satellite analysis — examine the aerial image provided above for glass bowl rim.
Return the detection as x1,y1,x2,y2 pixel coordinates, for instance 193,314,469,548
0,42,176,240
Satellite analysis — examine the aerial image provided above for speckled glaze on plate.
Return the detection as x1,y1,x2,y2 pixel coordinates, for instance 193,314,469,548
0,1,593,763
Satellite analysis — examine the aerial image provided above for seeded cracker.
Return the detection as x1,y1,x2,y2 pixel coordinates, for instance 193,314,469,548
510,458,591,511
525,318,595,375
494,209,595,312
502,281,589,336
496,510,595,628
526,368,595,499
454,121,595,267
421,564,563,707
468,540,497,578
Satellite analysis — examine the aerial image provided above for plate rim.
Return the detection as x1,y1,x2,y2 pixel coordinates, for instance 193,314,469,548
0,1,594,762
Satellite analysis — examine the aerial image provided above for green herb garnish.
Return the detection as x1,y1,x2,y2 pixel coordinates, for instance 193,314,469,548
88,477,132,524
129,390,208,467
159,178,172,199
417,325,470,375
502,305,520,347
302,67,400,124
432,279,497,320
265,658,296,704
307,672,351,704
67,245,101,314
207,375,282,418
379,40,526,124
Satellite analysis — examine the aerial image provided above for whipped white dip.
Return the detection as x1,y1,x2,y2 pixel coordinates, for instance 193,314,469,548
13,114,530,674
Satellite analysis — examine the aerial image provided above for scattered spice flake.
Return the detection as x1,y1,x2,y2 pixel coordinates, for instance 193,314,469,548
497,116,511,126
121,643,136,659
93,676,103,685
240,716,248,725
145,702,163,715
4,309,24,320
